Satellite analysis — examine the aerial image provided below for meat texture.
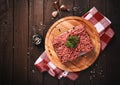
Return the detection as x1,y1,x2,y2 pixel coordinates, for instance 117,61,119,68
53,25,94,63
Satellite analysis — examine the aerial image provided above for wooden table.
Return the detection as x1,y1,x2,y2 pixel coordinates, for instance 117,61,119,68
0,0,120,85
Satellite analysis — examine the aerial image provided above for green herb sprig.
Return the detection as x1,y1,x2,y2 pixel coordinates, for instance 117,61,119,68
66,35,79,48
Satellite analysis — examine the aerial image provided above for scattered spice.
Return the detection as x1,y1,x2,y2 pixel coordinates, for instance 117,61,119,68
72,6,90,15
89,63,105,80
32,69,35,73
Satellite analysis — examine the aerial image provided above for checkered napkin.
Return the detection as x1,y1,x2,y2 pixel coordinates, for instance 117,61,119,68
34,7,114,80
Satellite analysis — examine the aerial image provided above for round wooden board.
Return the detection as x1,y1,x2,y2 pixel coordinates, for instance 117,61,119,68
45,16,100,72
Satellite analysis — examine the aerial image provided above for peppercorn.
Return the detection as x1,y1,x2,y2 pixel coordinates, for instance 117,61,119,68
32,34,42,46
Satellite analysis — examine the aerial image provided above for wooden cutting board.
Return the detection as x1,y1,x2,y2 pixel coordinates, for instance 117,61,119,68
45,16,100,72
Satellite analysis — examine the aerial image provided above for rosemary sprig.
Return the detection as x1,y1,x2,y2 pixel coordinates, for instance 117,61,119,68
79,7,90,14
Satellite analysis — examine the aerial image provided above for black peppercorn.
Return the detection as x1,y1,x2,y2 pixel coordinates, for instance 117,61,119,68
32,34,42,46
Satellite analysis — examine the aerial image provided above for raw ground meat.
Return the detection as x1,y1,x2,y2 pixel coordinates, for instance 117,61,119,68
53,24,94,63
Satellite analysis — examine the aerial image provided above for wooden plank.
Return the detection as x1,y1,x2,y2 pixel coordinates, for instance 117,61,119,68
43,0,59,85
13,0,28,85
106,0,120,85
106,0,120,25
89,0,106,14
28,0,44,85
59,78,75,85
0,0,13,85
44,74,59,85
0,0,8,17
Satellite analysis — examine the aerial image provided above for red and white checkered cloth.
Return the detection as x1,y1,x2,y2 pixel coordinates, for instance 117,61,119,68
34,7,114,80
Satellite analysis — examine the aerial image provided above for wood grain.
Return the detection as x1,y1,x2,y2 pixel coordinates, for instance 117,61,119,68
13,0,28,85
45,16,100,72
28,0,44,85
106,0,120,85
0,0,13,85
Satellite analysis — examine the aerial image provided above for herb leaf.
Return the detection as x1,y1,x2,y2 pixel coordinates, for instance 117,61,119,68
66,35,79,48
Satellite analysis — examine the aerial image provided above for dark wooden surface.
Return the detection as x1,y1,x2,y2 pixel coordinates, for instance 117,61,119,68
0,0,120,85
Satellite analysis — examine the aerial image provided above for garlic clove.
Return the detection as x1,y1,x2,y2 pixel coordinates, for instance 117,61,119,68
60,5,68,11
52,10,58,17
53,1,59,10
